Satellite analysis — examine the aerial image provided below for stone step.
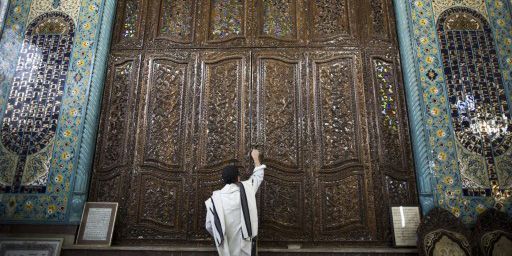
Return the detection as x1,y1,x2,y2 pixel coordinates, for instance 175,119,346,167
62,245,418,256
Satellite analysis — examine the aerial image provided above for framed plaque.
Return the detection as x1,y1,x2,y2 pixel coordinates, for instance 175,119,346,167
0,237,63,256
390,206,421,247
76,202,118,246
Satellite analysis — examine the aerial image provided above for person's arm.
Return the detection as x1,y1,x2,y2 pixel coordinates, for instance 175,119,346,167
248,149,265,192
205,200,214,236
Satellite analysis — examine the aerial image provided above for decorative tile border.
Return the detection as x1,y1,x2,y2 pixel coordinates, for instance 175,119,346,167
393,0,436,215
69,0,117,223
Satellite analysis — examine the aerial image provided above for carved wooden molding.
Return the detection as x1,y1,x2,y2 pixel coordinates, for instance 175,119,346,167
417,208,472,256
473,209,512,255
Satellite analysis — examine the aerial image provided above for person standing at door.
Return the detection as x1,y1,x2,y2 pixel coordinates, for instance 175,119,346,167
205,149,266,256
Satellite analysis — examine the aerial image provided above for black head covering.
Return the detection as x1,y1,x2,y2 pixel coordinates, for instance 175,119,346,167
222,165,239,184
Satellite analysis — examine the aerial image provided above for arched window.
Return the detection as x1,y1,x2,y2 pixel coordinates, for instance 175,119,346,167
437,7,511,196
0,12,75,193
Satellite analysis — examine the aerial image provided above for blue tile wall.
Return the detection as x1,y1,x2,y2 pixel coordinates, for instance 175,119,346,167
0,0,115,224
394,0,512,224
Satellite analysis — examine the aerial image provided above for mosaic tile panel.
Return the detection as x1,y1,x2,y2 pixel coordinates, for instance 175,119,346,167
374,59,399,134
121,0,139,39
0,12,75,194
261,0,296,39
0,0,115,223
396,0,512,224
437,7,512,197
209,0,244,41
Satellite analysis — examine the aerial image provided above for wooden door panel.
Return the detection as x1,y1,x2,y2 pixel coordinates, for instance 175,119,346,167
139,54,193,171
96,55,141,172
254,0,306,46
146,0,197,48
307,0,358,46
91,53,141,195
312,55,362,167
130,173,186,236
199,0,249,46
364,51,418,240
195,51,250,169
258,56,302,167
191,51,251,238
367,55,411,175
308,51,376,241
89,52,141,240
318,173,367,238
112,0,147,49
253,51,311,241
119,52,195,240
260,177,306,241
365,0,396,45
91,0,418,245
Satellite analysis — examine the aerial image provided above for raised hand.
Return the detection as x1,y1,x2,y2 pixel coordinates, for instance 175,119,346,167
251,149,262,166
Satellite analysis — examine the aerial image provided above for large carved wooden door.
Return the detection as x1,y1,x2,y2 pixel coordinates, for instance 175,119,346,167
253,51,312,241
308,51,377,241
90,0,418,245
191,50,252,239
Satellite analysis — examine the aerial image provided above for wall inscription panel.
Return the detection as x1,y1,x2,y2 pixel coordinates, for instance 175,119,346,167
90,0,417,245
0,12,75,194
437,7,512,197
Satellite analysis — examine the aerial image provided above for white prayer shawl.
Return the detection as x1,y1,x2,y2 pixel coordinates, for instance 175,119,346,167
205,165,266,256
240,178,258,239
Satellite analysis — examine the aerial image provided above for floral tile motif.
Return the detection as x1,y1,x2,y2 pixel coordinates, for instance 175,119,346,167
28,0,80,24
432,0,488,19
